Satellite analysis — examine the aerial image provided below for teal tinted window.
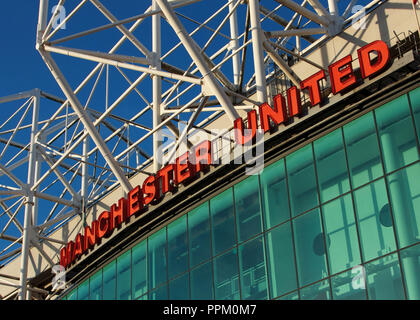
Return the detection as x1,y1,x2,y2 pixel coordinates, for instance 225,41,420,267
409,86,420,141
238,236,268,300
314,129,350,203
265,222,297,298
89,270,102,300
365,254,405,300
214,248,240,299
117,251,131,300
148,228,167,289
322,194,361,274
387,163,420,248
78,280,89,300
331,269,367,300
167,215,188,279
343,112,383,188
190,261,214,300
375,94,419,173
277,291,299,300
400,243,420,300
353,179,396,262
102,260,116,300
260,159,290,229
286,144,319,216
67,288,77,300
234,175,262,242
293,209,328,286
188,203,211,267
169,273,190,300
148,285,168,300
300,279,331,300
132,241,147,299
210,188,236,255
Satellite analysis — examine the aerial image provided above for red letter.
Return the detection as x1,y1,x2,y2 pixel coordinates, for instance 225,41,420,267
74,233,84,259
329,55,357,94
143,175,157,206
194,140,212,173
111,198,127,229
66,241,75,266
287,86,302,117
234,110,258,145
157,164,175,195
301,70,326,106
84,221,97,251
60,247,68,268
259,94,288,133
175,152,195,184
358,40,390,79
97,211,111,239
128,186,143,217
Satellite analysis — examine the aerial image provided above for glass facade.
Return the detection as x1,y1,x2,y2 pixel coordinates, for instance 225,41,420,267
62,87,420,300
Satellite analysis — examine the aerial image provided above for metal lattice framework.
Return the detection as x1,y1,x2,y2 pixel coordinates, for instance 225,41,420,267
0,0,384,299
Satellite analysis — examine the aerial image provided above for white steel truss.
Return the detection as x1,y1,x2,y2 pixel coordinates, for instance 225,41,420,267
0,0,385,299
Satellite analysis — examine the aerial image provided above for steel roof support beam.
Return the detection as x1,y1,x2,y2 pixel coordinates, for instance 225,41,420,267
274,0,330,27
155,0,240,122
43,45,202,85
262,36,301,88
89,0,152,59
37,49,132,194
18,89,40,300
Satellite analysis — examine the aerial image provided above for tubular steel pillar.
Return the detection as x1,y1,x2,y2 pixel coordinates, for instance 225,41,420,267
248,0,267,103
38,50,132,193
229,0,241,89
18,90,40,300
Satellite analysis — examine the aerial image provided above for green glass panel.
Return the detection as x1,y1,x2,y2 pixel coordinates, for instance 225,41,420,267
322,194,361,274
190,261,214,300
260,159,290,229
286,144,319,217
409,87,420,142
239,236,268,300
67,288,77,300
265,222,297,298
117,250,131,300
148,227,167,289
210,188,236,255
168,215,188,279
293,209,328,286
277,291,299,300
188,203,211,267
77,280,89,300
132,241,147,299
300,279,331,300
148,284,168,300
314,129,350,203
387,163,420,248
89,270,102,300
169,273,190,300
400,243,420,300
331,269,367,300
102,260,116,300
214,248,240,299
343,112,383,188
375,94,419,173
365,254,405,300
353,179,396,262
234,175,262,243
